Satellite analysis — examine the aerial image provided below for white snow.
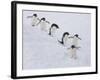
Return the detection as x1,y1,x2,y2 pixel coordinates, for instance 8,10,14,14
22,10,91,70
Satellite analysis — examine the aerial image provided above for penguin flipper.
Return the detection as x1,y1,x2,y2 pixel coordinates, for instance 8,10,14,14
58,40,63,45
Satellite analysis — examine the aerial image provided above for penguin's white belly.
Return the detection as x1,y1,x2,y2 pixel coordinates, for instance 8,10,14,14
40,22,48,32
72,38,78,46
50,28,56,36
70,49,76,55
32,18,40,26
68,49,77,58
53,29,60,41
32,17,37,26
63,37,68,46
68,38,73,46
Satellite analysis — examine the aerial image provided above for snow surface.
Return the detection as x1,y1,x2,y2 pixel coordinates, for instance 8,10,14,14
22,10,91,70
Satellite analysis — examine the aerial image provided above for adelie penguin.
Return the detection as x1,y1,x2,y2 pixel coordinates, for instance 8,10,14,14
58,32,70,46
49,23,59,37
27,14,40,26
39,17,50,32
67,45,80,59
69,34,81,46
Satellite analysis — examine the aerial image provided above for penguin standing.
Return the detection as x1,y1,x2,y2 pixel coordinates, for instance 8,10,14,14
69,34,81,46
49,23,59,37
39,18,50,32
32,14,40,26
67,45,80,59
58,32,70,46
27,14,40,27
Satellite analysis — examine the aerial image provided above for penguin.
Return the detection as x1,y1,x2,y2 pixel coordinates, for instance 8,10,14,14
49,23,59,37
32,14,40,26
39,17,50,32
58,32,70,46
27,14,37,18
67,45,80,59
69,34,81,46
27,14,40,26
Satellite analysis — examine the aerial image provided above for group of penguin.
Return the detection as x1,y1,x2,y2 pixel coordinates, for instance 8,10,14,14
27,13,81,59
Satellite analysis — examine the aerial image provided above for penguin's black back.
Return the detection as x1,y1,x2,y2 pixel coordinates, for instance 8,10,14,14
51,23,59,28
62,32,69,44
58,32,69,45
49,23,59,35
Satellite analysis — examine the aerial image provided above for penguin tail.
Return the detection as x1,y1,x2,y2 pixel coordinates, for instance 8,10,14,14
58,40,63,45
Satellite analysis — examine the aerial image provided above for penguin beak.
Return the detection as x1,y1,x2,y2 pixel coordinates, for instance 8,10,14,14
78,37,81,40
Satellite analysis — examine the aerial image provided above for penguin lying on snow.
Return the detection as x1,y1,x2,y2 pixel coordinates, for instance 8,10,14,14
49,23,59,37
58,32,70,46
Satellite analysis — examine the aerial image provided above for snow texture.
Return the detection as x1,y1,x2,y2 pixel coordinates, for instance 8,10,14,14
22,10,91,70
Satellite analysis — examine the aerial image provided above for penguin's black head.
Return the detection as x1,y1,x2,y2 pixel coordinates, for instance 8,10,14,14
51,23,59,29
33,14,37,17
74,34,79,37
71,45,75,48
41,18,45,21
